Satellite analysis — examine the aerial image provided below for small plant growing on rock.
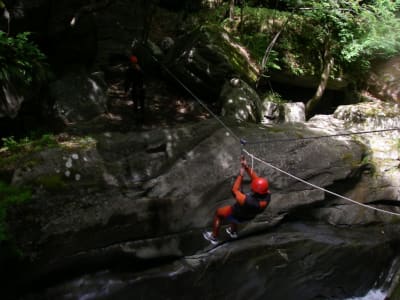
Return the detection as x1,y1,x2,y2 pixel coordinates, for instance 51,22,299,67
1,134,58,154
263,91,286,104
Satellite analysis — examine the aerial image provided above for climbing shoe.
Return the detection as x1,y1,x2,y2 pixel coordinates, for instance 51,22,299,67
226,227,238,239
203,231,219,245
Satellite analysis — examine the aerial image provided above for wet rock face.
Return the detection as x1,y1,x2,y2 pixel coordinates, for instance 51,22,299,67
165,25,259,101
367,56,400,102
0,82,24,118
24,223,400,300
49,72,109,124
4,118,366,288
4,101,400,298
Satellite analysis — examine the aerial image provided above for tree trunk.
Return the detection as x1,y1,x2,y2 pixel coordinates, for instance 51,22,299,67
306,48,334,119
142,0,155,43
239,1,244,32
229,0,235,20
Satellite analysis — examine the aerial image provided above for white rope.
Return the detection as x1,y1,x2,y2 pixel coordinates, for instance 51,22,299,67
242,148,400,217
251,154,254,175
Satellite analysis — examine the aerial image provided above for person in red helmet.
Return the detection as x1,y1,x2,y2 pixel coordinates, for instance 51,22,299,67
203,155,271,244
124,54,145,117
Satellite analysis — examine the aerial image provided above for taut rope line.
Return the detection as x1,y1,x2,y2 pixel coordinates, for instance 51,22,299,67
242,149,400,217
246,128,400,144
146,51,241,142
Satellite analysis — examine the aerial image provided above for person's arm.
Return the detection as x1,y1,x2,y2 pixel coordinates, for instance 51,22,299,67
244,165,258,180
232,167,246,205
241,156,258,180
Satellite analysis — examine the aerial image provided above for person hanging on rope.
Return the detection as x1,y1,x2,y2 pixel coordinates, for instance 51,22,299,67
203,155,271,244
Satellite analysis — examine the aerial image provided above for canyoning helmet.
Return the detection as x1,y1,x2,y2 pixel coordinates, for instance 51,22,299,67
130,55,138,64
251,177,269,194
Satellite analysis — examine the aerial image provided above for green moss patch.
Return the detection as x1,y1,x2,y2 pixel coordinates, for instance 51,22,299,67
0,181,31,241
35,174,67,192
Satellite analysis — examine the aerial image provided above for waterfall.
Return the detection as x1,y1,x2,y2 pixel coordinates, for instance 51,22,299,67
346,256,400,300
345,289,386,300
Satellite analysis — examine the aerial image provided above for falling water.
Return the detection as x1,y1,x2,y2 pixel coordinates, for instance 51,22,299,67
345,289,386,300
346,256,400,300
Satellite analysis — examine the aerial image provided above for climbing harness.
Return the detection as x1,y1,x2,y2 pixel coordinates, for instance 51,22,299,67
144,43,400,218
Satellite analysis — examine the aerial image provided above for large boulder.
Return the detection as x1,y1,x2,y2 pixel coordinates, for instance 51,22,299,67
18,222,400,300
367,56,400,102
165,24,260,101
306,100,400,224
220,78,262,123
49,72,109,125
4,118,366,269
0,82,24,118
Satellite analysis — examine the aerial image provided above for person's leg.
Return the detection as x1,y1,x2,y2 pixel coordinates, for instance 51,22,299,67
213,205,233,238
132,90,139,112
139,89,145,112
137,90,145,124
229,222,238,233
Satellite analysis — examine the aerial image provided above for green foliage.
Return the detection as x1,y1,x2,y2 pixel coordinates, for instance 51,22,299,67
343,0,400,63
227,6,291,70
297,0,400,73
263,90,286,104
0,31,49,90
220,0,400,80
0,181,31,241
1,134,58,154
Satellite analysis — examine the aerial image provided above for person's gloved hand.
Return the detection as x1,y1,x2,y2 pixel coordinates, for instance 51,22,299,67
239,166,245,177
240,155,248,168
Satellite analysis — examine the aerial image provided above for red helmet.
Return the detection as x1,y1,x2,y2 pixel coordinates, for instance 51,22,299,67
130,55,138,64
251,177,269,194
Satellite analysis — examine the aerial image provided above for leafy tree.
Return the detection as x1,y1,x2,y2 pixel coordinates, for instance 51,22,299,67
0,31,48,87
343,0,400,63
295,0,400,118
0,31,49,117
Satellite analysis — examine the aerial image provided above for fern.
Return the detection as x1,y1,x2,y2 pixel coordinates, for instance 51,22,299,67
0,31,49,91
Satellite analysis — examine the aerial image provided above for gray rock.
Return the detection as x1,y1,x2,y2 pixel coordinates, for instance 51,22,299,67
284,102,305,123
50,72,108,124
6,101,400,298
220,78,262,123
0,82,24,118
165,25,259,100
260,100,280,124
25,223,400,300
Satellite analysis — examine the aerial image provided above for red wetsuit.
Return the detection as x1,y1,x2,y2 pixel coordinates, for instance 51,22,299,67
212,165,271,237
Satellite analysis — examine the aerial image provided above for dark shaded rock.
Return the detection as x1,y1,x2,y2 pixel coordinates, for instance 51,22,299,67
165,25,259,101
5,101,400,298
0,82,24,118
367,56,400,102
49,72,108,125
220,78,262,123
4,119,366,290
22,223,400,300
